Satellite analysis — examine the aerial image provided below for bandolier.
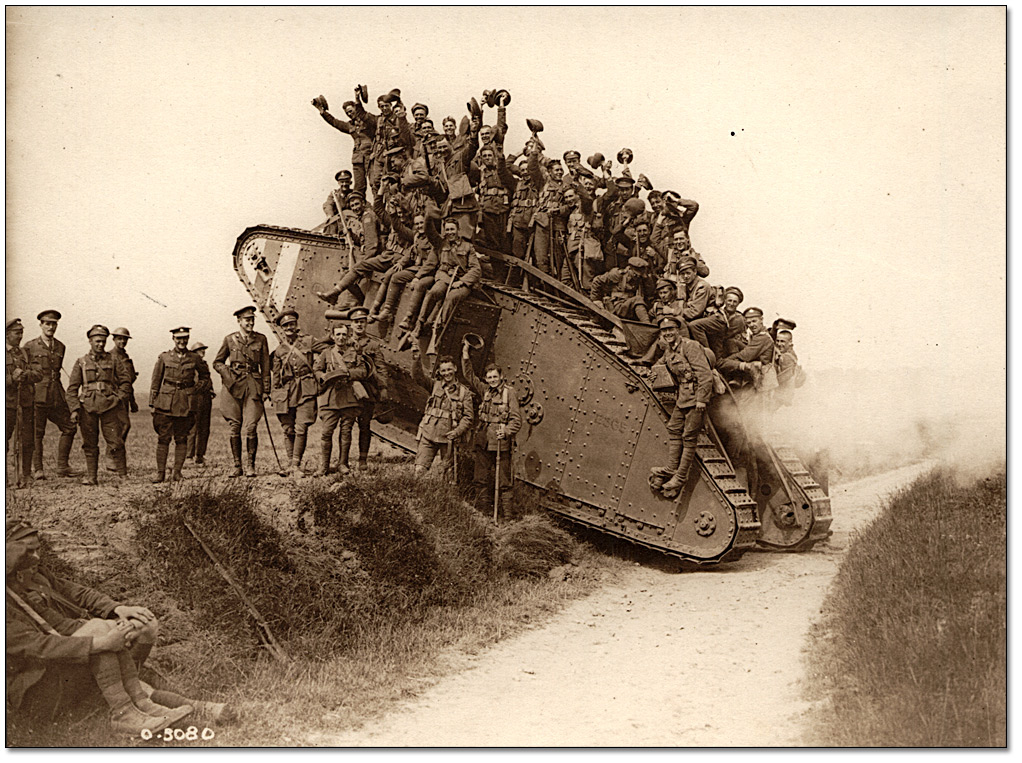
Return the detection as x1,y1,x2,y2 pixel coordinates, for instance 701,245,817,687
414,371,473,476
508,165,539,260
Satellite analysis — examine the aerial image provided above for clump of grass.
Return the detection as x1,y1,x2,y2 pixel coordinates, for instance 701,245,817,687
805,467,1006,746
493,514,574,578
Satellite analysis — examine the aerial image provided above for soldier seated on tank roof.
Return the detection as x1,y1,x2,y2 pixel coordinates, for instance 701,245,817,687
589,256,655,322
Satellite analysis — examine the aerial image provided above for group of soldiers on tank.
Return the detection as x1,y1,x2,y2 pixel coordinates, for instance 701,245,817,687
307,82,807,495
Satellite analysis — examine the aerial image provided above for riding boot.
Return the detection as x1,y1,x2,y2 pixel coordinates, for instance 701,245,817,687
369,283,388,316
316,441,332,476
169,443,187,481
292,431,307,476
228,436,243,477
81,455,99,486
662,445,696,492
116,449,128,477
338,427,352,472
655,438,683,477
152,443,169,483
315,286,343,305
245,437,258,477
55,433,80,476
283,434,295,463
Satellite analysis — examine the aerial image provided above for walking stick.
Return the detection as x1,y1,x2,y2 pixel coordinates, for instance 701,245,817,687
263,413,283,472
494,444,500,524
13,403,23,487
451,439,458,487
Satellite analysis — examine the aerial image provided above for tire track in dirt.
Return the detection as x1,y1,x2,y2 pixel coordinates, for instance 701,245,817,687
310,462,932,747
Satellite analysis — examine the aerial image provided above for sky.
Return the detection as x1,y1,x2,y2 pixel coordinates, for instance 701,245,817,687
5,6,1006,417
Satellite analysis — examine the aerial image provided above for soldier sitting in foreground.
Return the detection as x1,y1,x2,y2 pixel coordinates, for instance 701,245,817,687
6,520,193,734
409,345,473,477
589,256,655,322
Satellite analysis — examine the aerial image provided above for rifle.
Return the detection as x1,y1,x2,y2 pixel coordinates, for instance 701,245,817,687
333,192,356,272
183,519,288,663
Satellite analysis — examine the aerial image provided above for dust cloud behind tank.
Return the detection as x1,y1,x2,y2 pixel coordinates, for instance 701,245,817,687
232,224,831,566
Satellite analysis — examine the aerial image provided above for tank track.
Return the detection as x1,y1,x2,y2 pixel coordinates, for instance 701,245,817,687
488,282,760,564
757,444,833,552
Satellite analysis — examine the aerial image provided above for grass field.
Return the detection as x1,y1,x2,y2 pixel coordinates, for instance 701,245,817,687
6,412,625,747
804,466,1007,747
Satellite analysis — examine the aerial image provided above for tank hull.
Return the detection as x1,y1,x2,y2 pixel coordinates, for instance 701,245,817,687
232,225,830,563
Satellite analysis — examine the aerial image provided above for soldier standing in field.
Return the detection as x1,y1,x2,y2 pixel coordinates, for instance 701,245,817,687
313,322,370,476
149,327,209,484
347,306,389,469
461,339,521,516
270,310,318,477
185,341,214,465
107,328,138,475
6,318,42,488
652,316,714,493
213,306,271,478
65,326,132,486
23,310,78,479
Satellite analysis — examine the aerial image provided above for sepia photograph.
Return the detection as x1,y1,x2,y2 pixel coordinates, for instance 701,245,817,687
5,6,1006,749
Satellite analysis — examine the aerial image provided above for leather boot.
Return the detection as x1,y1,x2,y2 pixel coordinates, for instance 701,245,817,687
152,443,169,483
55,433,80,477
116,450,128,477
316,441,332,476
169,443,187,482
338,427,352,473
662,446,696,492
655,438,683,477
315,286,342,305
291,432,307,477
149,689,236,724
81,455,99,485
245,437,258,477
228,436,243,477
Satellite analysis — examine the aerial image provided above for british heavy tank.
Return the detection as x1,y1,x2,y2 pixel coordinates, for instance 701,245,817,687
232,225,831,565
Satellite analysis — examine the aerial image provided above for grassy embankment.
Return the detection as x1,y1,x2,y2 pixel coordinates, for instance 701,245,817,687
6,418,623,746
805,467,1006,746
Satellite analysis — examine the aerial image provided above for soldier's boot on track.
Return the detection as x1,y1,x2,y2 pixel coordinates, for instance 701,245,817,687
80,455,99,486
244,437,258,477
654,438,683,478
228,436,244,477
661,446,696,493
169,444,187,482
316,441,332,476
55,433,80,477
151,443,169,483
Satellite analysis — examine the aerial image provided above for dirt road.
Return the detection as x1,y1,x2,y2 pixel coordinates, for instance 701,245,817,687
310,462,931,747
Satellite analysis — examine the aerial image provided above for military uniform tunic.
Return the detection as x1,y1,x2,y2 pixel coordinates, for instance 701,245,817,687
65,350,132,463
23,336,77,474
6,343,42,481
213,330,271,438
150,348,210,446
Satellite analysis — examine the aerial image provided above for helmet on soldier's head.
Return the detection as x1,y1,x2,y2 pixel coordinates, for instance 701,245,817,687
111,327,131,339
189,340,207,352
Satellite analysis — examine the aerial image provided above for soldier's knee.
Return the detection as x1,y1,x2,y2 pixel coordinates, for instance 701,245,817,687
135,618,159,644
